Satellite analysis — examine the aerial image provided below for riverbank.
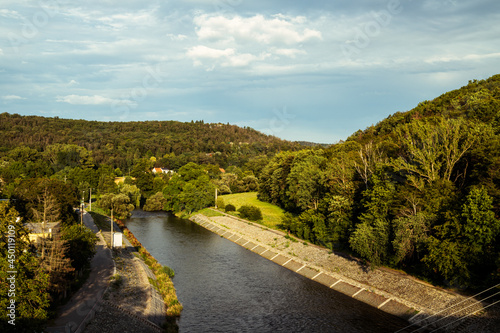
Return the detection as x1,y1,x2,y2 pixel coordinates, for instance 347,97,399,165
190,211,499,332
84,211,181,332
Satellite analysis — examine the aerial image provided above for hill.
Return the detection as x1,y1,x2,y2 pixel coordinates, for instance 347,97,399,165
0,114,302,170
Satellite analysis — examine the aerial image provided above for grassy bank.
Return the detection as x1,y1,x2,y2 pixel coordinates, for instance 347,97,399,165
217,192,285,229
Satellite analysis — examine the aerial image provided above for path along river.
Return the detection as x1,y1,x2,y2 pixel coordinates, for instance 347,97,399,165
125,211,413,333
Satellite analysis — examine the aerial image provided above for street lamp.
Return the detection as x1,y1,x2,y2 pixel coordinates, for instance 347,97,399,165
89,188,94,212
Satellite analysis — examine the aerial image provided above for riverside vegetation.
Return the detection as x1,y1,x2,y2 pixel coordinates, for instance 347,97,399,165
0,74,499,329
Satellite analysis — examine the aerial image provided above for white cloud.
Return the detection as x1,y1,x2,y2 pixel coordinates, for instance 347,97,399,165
1,95,25,100
194,14,322,45
187,14,322,69
0,48,3,56
187,45,235,59
274,48,307,58
186,45,271,67
0,9,23,20
56,94,136,107
167,33,188,41
68,80,79,86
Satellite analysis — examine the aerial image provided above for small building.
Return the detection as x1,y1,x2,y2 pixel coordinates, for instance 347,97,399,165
152,167,174,175
24,222,61,244
112,232,123,248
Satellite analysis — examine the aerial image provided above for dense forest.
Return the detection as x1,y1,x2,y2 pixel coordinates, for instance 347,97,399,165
259,74,500,288
0,115,301,171
1,74,499,330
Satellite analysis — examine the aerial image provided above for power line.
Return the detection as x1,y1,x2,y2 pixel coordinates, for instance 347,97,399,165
409,291,500,333
394,283,500,333
427,298,500,333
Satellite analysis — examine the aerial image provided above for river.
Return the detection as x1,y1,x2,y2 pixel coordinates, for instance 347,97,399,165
125,211,413,333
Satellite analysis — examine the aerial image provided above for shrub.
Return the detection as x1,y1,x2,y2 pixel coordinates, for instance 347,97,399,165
238,205,263,221
225,204,236,212
216,197,225,210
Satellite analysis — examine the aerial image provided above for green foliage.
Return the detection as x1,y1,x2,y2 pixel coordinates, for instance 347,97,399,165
163,163,216,213
0,203,50,331
392,212,432,264
162,265,175,278
143,192,167,212
238,205,263,221
216,197,225,210
461,186,499,249
118,183,141,208
224,204,236,212
97,193,135,220
61,224,97,271
11,178,78,226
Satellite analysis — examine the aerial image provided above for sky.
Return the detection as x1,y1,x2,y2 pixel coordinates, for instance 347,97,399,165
1,0,499,143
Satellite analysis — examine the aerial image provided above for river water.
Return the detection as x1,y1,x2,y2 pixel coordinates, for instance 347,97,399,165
125,211,413,333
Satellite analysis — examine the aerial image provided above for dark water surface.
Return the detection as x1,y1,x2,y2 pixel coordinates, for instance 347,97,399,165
125,211,412,333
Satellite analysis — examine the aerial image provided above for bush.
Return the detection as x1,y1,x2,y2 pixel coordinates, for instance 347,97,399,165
225,204,236,212
216,197,225,210
238,205,263,221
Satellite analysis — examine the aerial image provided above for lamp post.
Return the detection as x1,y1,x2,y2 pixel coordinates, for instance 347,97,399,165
89,188,93,211
110,208,114,249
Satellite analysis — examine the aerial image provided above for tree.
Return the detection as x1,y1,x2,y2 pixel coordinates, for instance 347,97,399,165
61,224,97,272
42,235,74,298
461,186,499,251
118,184,141,208
0,202,50,332
354,141,386,188
143,192,167,212
12,178,78,227
422,187,499,286
393,117,482,190
97,193,134,220
349,171,395,265
30,187,61,259
286,150,327,211
392,212,432,264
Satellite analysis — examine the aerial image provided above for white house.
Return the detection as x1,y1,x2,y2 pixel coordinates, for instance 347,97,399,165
152,167,174,175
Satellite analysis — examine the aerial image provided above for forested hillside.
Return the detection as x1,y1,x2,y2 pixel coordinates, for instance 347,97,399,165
258,74,500,288
0,114,301,170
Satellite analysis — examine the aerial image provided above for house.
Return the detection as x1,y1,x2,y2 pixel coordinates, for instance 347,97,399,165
152,167,174,175
24,222,61,244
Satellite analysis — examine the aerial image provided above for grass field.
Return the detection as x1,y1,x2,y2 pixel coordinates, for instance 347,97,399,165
218,192,285,229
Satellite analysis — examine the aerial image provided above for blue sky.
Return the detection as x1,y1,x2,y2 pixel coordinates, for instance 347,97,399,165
1,0,499,143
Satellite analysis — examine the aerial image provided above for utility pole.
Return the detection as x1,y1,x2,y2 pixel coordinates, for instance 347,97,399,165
81,191,85,225
215,188,218,209
89,188,92,212
110,208,114,249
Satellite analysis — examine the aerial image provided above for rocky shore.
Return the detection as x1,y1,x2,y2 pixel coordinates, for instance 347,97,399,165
191,211,500,332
